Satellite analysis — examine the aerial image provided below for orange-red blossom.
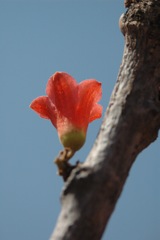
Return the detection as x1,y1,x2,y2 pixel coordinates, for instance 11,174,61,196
30,72,102,152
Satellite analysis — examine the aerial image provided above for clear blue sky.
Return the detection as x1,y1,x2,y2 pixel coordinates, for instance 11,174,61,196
0,1,160,240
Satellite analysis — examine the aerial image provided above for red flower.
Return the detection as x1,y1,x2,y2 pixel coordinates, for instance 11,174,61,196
30,72,102,151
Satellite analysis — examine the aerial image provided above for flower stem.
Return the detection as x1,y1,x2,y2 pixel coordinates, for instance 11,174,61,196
54,148,75,181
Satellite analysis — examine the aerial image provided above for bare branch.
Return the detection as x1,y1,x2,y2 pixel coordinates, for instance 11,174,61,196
50,1,160,239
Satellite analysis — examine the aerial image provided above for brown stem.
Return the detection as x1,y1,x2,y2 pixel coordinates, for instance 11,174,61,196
50,1,160,239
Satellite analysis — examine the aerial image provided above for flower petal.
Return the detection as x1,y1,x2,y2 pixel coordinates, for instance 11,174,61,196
46,72,78,119
30,96,57,127
77,79,102,123
30,96,50,119
89,104,103,123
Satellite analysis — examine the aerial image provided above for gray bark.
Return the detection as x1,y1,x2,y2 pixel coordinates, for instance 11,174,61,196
50,1,160,239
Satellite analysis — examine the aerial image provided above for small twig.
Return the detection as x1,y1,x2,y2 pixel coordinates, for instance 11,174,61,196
54,148,79,181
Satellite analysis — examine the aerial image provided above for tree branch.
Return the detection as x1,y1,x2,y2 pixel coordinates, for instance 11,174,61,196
50,1,160,239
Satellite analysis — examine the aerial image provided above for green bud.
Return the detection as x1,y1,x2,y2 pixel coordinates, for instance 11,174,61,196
60,129,86,151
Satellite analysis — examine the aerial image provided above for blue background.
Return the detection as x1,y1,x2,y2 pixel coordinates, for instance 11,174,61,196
1,1,160,240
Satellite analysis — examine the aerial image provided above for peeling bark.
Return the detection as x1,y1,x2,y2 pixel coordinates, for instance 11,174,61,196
50,1,160,239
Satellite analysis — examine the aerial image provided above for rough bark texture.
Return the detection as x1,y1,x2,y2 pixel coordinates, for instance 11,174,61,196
50,1,160,239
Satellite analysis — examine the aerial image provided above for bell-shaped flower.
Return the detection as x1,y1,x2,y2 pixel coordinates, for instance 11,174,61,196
30,72,102,152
